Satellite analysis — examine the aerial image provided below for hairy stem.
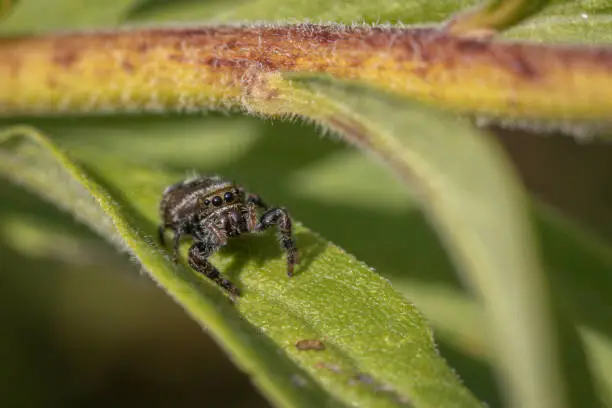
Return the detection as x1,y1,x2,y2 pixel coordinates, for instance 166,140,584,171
1,24,612,123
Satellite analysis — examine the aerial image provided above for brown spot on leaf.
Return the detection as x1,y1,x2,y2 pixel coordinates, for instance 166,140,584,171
295,339,325,351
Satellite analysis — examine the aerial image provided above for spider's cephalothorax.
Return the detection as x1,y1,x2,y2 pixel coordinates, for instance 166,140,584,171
158,175,298,296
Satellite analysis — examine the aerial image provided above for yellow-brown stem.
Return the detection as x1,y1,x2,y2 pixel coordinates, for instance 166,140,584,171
1,24,611,122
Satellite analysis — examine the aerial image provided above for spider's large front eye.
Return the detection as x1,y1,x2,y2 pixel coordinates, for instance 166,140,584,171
212,196,223,206
224,191,234,203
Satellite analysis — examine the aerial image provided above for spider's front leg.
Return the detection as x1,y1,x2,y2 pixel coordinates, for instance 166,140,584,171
157,224,184,263
188,239,239,297
247,193,268,210
158,225,167,246
162,218,196,263
255,207,299,277
171,227,185,262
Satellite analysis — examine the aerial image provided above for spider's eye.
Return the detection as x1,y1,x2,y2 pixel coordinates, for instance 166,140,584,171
203,199,210,206
224,191,234,202
212,196,223,206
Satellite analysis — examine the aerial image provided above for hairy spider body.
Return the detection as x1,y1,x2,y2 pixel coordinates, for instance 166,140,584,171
158,175,298,296
159,175,241,252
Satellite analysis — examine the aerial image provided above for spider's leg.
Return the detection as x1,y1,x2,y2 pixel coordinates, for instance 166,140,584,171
172,228,184,262
244,202,259,232
188,239,239,297
158,225,167,246
247,193,268,210
255,207,298,277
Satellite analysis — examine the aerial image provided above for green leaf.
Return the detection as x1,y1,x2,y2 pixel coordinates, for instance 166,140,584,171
128,0,481,25
388,201,612,408
504,0,612,43
0,125,482,408
248,74,580,408
0,0,144,34
222,127,608,406
3,111,610,407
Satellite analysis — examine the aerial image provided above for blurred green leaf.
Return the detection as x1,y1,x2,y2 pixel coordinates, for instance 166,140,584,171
445,0,548,35
505,0,612,42
0,0,143,34
128,0,481,25
0,125,482,408
391,202,612,408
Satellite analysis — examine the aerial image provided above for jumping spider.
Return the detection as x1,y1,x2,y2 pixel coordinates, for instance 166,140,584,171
158,175,298,296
